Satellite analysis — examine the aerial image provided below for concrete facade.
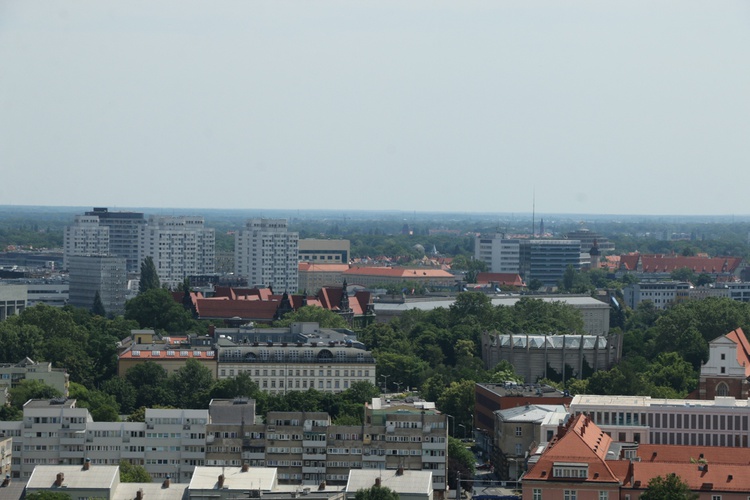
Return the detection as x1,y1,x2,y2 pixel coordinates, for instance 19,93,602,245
299,239,350,265
0,284,26,321
235,219,299,293
63,215,110,270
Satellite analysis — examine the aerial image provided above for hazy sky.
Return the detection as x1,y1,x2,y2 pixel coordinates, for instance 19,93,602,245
2,1,749,216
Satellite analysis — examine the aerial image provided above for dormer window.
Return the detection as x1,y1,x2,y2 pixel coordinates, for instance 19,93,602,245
553,462,588,478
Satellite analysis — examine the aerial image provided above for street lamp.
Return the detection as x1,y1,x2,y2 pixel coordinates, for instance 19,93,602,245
380,374,390,393
394,382,402,394
459,424,467,439
446,414,455,437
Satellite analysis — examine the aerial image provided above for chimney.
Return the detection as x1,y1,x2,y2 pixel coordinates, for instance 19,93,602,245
83,458,91,471
163,475,171,488
218,474,225,489
136,489,144,500
396,466,404,476
318,481,326,490
242,463,249,472
2,474,10,487
55,473,64,487
209,325,216,338
375,478,381,488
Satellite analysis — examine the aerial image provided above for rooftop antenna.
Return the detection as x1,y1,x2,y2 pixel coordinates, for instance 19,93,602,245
532,188,536,238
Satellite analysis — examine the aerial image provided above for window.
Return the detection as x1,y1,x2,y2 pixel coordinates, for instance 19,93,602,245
515,426,522,437
599,492,608,500
533,489,542,500
712,496,721,500
717,382,730,397
564,490,577,500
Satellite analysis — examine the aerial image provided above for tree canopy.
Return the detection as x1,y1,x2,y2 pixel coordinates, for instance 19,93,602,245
640,473,698,500
138,256,160,293
354,485,400,500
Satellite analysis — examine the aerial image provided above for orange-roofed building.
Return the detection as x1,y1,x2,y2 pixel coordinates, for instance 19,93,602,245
618,253,744,280
298,262,350,292
523,414,750,500
475,272,525,288
118,344,217,377
699,328,750,399
342,266,457,288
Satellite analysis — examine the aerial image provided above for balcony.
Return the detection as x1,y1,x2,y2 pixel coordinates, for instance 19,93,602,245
302,453,326,461
302,466,326,474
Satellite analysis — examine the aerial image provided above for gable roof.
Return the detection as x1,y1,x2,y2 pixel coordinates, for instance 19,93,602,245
475,273,525,287
618,253,743,274
524,414,621,484
724,327,750,377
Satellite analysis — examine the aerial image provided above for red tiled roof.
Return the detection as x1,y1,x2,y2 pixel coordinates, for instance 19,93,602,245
120,348,216,359
525,415,621,483
725,327,750,377
475,273,524,287
636,444,750,465
195,298,279,320
618,254,743,274
628,462,750,493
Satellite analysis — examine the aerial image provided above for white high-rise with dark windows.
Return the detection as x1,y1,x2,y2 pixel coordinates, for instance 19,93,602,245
235,219,298,292
63,215,109,270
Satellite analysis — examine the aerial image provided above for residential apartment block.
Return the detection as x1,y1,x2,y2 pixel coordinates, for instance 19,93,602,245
0,397,449,496
235,219,299,292
86,208,146,274
0,358,69,406
63,215,110,270
140,216,215,288
622,281,691,310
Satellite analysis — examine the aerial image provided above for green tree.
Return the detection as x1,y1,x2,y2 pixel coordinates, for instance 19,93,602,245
120,460,152,482
274,306,348,328
170,359,215,408
101,377,138,415
670,267,696,283
528,278,543,291
9,379,62,408
354,486,400,500
640,473,698,500
139,256,160,293
448,436,476,491
437,380,474,437
124,361,174,408
125,288,195,332
91,290,106,317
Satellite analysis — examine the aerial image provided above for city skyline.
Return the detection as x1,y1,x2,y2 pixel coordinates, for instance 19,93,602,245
2,1,749,216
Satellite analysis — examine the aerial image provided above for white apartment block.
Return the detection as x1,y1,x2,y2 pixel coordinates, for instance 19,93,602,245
63,215,110,270
569,394,750,448
475,235,520,274
0,399,208,483
140,216,215,288
235,219,299,292
86,208,146,274
1,398,449,493
217,344,376,394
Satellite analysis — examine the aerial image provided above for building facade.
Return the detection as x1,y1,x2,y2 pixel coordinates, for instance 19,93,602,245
235,219,299,292
63,215,110,270
474,235,520,274
622,281,691,310
67,255,127,316
0,397,449,495
85,207,146,274
0,284,26,321
299,239,350,264
518,239,582,286
140,216,215,288
216,343,376,394
0,358,69,405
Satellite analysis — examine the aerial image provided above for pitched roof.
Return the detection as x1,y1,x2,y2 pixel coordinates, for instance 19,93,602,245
298,262,350,273
628,462,750,493
618,253,743,274
475,273,524,286
636,444,750,465
724,327,750,376
195,298,280,320
524,414,621,484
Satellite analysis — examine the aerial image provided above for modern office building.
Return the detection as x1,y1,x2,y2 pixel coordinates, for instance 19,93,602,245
518,239,582,285
140,216,215,288
235,219,299,292
85,207,146,274
0,284,26,321
63,215,110,270
474,236,581,285
299,239,350,264
622,281,692,310
67,255,127,316
474,235,520,274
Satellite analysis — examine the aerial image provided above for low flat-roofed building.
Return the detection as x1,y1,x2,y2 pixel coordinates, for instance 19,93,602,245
26,463,120,500
375,295,610,336
345,469,433,500
188,465,278,499
299,239,350,264
118,344,217,377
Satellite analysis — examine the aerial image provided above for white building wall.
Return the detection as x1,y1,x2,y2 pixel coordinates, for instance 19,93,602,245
235,219,298,292
63,215,110,270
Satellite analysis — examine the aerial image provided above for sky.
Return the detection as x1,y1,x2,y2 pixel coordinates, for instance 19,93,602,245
1,1,749,216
